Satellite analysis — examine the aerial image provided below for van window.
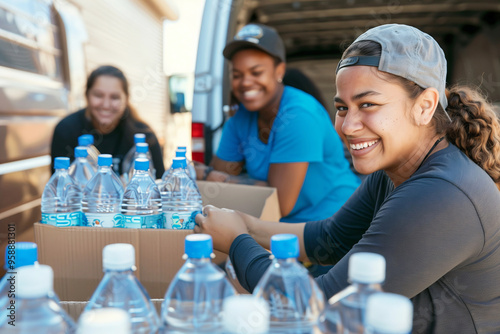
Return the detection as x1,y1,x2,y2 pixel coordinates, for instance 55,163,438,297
0,0,62,80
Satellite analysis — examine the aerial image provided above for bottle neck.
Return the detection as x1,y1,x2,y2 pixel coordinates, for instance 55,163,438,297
186,257,212,264
350,281,383,291
104,268,134,275
274,257,299,264
98,165,113,173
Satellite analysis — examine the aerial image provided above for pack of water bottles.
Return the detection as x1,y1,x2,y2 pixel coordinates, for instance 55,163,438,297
0,238,413,333
41,135,201,230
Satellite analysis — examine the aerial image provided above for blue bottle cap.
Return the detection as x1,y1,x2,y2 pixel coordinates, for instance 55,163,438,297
177,146,187,150
54,157,70,169
78,134,94,146
74,146,88,158
271,234,299,259
134,133,146,143
175,149,187,158
171,157,187,169
134,158,149,171
98,154,113,166
4,242,38,270
185,234,213,259
136,142,149,153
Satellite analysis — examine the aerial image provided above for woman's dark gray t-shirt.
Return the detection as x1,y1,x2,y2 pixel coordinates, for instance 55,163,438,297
229,144,500,333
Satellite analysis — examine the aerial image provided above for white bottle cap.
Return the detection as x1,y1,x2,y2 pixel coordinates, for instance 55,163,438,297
103,243,135,271
348,252,386,284
366,292,413,334
223,295,270,334
77,308,131,334
17,264,53,298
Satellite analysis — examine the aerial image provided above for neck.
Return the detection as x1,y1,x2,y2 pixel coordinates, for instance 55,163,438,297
258,84,284,123
386,134,448,187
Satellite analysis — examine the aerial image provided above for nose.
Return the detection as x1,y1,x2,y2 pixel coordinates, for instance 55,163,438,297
240,74,253,88
102,97,112,109
340,108,363,136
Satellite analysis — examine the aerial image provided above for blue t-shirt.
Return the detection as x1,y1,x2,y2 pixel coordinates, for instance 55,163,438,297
217,86,360,222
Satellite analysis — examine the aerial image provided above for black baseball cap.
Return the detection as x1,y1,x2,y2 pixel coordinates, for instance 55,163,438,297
223,23,286,63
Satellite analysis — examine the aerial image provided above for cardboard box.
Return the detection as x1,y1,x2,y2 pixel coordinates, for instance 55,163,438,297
34,181,280,302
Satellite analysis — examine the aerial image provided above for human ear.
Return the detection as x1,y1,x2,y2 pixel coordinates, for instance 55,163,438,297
416,87,439,126
275,62,286,83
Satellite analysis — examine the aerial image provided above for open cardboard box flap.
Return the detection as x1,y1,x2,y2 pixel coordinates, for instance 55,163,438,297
35,181,280,302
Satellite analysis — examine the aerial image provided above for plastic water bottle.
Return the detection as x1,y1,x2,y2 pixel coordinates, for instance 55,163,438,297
159,157,202,230
175,147,196,180
320,252,385,334
77,308,131,334
126,142,155,182
82,154,124,227
78,134,100,167
162,234,237,331
0,242,38,312
69,146,96,191
365,293,413,334
41,157,82,226
253,234,325,331
122,133,147,176
121,158,163,229
0,264,76,333
222,295,270,334
84,243,160,333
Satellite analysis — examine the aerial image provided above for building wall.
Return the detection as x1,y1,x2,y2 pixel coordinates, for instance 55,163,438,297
69,0,191,165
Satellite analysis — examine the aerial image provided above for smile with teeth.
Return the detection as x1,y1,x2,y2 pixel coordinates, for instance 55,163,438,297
243,90,260,98
350,140,379,151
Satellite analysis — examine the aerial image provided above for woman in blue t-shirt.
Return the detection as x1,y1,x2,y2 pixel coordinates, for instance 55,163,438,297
196,23,360,223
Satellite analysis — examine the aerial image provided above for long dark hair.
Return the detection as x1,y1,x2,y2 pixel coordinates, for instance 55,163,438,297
85,65,142,122
342,41,500,189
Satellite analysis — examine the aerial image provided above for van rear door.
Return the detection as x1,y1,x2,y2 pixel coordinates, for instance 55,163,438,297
191,0,242,164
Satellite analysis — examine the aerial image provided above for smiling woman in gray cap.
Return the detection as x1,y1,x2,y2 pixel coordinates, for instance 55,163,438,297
195,23,500,333
197,23,360,224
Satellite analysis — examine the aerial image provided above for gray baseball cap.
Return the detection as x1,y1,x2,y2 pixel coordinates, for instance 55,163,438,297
223,23,286,63
337,24,448,110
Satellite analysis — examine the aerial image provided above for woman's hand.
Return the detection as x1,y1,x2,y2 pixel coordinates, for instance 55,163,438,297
194,205,249,254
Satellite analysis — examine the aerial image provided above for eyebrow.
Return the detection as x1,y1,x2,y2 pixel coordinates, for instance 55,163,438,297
334,90,381,103
232,64,265,73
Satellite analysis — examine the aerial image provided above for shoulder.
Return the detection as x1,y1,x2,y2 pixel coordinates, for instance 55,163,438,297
54,109,86,135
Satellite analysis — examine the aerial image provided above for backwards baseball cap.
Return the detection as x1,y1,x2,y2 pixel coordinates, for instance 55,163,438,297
223,23,286,63
336,24,448,111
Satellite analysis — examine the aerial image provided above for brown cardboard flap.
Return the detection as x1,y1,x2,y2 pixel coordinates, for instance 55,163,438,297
197,181,281,221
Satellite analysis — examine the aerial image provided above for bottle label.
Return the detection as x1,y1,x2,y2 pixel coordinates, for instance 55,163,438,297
164,211,201,229
41,212,82,227
83,213,122,228
122,214,165,229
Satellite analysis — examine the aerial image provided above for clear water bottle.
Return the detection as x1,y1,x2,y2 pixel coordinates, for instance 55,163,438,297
253,234,325,332
161,234,237,331
159,157,202,230
0,264,76,333
122,133,147,177
77,308,131,334
121,158,164,229
0,242,38,312
78,134,100,167
69,146,97,191
126,142,155,183
82,154,124,228
84,243,160,333
222,295,270,334
41,157,82,226
320,252,385,334
365,293,413,334
175,147,196,180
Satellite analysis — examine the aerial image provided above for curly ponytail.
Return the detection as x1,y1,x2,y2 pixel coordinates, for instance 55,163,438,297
445,86,500,189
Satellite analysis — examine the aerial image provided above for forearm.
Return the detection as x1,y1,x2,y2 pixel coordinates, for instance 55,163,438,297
244,213,308,261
